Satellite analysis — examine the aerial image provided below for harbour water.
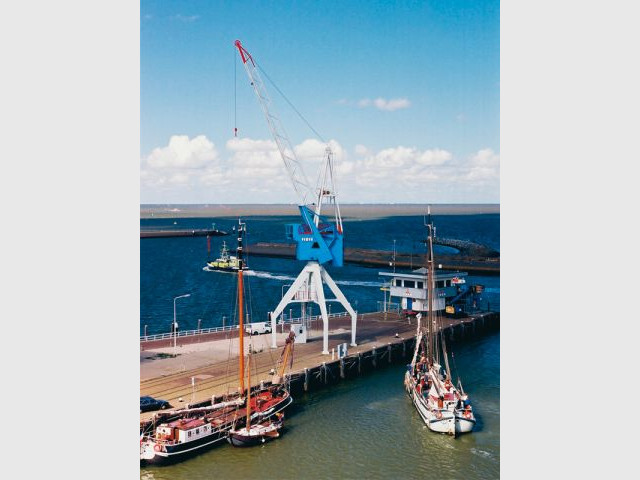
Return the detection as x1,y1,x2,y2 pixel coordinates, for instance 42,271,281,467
141,332,499,479
140,213,500,478
140,214,499,336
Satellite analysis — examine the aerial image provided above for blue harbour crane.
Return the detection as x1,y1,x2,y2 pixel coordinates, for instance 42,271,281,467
235,40,357,354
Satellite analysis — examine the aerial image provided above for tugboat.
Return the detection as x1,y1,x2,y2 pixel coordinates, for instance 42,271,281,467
206,240,249,272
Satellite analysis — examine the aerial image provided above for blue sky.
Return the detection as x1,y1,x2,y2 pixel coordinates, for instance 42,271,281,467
141,0,499,204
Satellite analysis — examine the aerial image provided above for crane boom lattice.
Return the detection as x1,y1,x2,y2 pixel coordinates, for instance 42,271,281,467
235,40,313,205
234,39,357,355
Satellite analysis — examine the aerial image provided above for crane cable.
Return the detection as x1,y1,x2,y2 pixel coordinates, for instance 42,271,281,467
234,50,238,137
256,63,326,144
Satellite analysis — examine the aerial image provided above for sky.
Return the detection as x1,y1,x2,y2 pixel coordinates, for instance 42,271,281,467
140,0,499,204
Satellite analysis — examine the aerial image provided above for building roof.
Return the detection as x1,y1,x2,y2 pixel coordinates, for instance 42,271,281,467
167,418,206,430
378,269,468,280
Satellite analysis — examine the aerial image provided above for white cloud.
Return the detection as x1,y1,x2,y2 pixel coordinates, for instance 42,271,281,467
145,135,217,169
354,144,369,156
140,134,498,204
168,172,190,185
416,149,452,166
373,97,410,111
470,148,500,167
357,97,410,111
172,14,200,22
465,149,500,182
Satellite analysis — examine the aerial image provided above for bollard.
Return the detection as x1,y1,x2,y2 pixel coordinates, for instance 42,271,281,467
322,362,327,384
358,352,361,374
340,358,345,379
332,348,335,361
372,348,377,368
304,368,309,392
388,343,392,363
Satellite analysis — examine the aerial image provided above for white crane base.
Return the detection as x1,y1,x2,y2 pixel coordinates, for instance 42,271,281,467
269,262,357,355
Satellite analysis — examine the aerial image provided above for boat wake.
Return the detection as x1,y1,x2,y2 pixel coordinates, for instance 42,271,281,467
248,270,381,288
202,266,255,275
244,270,296,281
204,267,381,287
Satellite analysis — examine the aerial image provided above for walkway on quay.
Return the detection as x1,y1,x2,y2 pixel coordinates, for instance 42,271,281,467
140,310,498,422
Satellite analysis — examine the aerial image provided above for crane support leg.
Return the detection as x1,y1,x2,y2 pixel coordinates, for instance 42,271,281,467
320,267,357,347
269,266,310,349
269,261,357,353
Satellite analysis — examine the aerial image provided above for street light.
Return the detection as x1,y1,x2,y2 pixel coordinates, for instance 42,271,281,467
173,293,191,358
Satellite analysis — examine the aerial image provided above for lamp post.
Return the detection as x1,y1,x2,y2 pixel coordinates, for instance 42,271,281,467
281,284,291,333
173,293,191,358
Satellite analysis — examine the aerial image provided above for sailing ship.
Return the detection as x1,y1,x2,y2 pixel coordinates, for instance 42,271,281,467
140,220,293,464
206,239,249,272
228,350,285,447
403,209,476,436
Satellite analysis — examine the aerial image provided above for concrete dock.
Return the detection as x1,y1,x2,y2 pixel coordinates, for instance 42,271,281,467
140,228,228,239
140,310,499,422
247,243,500,275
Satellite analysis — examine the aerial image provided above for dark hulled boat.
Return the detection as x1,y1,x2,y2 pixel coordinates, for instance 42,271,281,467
140,220,293,464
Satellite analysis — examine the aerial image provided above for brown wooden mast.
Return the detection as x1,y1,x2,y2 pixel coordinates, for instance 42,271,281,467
246,351,251,427
426,207,435,363
237,220,246,393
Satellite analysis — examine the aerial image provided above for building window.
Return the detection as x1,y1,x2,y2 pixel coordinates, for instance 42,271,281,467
417,281,424,289
446,280,451,287
395,279,401,287
436,280,444,288
196,428,200,434
405,280,416,288
188,431,192,438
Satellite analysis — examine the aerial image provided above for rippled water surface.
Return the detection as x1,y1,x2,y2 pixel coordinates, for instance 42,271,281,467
141,332,499,480
141,214,499,478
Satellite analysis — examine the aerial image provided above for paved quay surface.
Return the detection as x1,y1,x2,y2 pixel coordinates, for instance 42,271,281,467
140,311,493,422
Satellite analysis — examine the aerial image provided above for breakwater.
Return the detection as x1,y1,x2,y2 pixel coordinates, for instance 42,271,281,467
247,242,500,275
140,228,228,239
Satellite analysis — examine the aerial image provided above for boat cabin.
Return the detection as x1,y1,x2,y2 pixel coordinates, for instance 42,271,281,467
156,418,211,444
379,268,468,313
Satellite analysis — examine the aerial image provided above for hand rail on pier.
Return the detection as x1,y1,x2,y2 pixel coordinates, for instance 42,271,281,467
140,310,349,342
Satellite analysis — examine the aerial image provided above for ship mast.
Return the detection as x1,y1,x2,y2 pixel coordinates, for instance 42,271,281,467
246,350,251,428
426,207,435,364
237,219,246,394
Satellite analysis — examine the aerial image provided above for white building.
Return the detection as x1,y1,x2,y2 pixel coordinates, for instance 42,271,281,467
379,268,468,313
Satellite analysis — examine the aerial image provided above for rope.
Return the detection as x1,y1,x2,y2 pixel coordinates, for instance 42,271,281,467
256,62,326,144
234,48,237,137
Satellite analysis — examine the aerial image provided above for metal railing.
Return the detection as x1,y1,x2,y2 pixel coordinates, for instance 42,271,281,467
140,310,358,342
